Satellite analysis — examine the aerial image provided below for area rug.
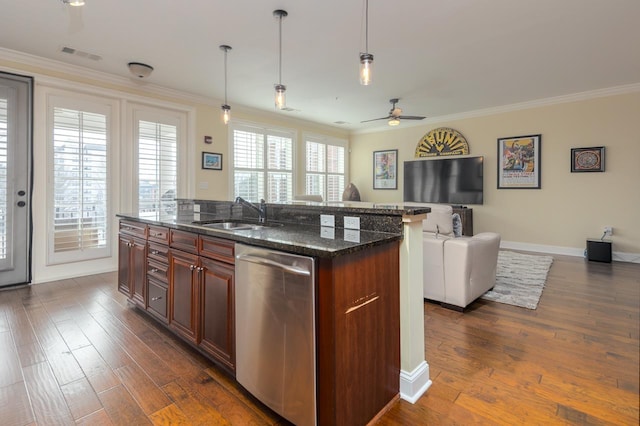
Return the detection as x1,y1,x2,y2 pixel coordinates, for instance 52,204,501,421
481,250,554,309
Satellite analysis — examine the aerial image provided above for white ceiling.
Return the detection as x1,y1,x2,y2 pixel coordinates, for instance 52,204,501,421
2,0,640,131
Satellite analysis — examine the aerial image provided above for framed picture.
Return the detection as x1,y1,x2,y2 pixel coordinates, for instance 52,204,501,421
497,134,541,189
373,149,398,189
571,146,605,172
202,152,222,170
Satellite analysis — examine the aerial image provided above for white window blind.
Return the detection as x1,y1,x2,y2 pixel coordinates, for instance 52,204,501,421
305,137,346,202
51,106,108,258
138,120,177,218
0,98,7,260
233,125,293,202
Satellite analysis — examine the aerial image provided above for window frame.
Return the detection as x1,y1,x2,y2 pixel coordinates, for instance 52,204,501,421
303,133,349,202
129,106,186,218
46,93,116,265
230,121,296,203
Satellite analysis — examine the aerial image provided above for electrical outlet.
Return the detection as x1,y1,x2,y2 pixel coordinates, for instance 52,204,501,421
320,214,335,227
344,216,360,230
604,226,613,236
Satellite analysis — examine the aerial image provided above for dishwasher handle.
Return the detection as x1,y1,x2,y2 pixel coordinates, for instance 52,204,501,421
236,253,311,276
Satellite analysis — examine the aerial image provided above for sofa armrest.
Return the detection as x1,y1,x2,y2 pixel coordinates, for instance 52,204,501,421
442,232,501,307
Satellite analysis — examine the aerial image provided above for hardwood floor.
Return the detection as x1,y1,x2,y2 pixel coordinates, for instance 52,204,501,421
0,253,638,425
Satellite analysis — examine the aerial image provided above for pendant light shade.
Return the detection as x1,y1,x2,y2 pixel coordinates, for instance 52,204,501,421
273,9,288,110
62,0,85,6
359,0,373,85
219,45,232,125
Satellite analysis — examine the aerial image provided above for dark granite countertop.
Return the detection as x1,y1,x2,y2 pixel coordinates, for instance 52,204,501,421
116,212,403,258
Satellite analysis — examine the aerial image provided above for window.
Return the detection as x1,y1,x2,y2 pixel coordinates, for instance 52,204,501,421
0,97,7,260
137,119,177,218
48,97,112,264
232,124,294,202
128,105,188,219
305,136,347,202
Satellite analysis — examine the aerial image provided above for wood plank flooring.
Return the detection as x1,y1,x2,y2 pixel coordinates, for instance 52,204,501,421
0,253,638,425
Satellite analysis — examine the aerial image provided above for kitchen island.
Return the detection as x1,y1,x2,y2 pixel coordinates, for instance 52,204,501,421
117,199,430,425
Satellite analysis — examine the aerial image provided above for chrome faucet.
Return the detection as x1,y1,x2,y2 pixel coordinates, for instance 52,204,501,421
235,197,267,223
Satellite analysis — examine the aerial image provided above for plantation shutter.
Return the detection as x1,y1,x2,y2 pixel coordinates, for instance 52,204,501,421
0,98,7,260
52,107,108,254
138,120,177,217
233,125,293,202
305,137,346,202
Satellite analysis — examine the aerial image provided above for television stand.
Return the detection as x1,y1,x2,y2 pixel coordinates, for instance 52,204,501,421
452,207,473,236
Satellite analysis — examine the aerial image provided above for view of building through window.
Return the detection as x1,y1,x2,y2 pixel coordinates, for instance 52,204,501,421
306,139,345,201
233,126,293,202
137,120,177,218
52,107,108,253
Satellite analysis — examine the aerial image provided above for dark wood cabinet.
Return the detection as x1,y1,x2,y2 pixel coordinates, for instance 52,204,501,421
199,257,235,371
118,220,148,302
169,249,200,343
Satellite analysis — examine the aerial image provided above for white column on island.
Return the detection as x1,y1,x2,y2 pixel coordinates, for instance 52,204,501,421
399,213,431,403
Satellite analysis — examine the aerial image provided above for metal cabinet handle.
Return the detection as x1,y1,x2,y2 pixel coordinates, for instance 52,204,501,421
197,266,204,273
189,264,196,271
151,250,160,255
151,296,163,301
150,268,159,273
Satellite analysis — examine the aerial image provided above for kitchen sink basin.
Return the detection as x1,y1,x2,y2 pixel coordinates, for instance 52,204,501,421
193,220,283,231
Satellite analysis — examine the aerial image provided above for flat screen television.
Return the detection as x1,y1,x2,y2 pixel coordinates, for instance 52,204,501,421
404,156,484,205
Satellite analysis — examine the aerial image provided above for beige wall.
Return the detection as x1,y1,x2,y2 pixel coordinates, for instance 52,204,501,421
192,104,349,201
350,92,640,258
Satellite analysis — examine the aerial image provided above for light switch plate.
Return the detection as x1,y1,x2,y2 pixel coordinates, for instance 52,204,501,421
344,216,360,230
320,214,335,227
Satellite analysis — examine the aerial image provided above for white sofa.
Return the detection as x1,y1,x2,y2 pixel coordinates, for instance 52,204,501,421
413,203,501,310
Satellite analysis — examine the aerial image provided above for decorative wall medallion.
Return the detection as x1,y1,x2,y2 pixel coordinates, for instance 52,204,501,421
415,127,469,157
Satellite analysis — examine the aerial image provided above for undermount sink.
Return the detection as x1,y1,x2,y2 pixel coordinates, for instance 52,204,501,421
192,220,283,231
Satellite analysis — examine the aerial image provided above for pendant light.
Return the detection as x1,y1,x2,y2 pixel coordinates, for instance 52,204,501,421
273,9,288,110
359,0,373,85
219,45,232,125
62,0,85,6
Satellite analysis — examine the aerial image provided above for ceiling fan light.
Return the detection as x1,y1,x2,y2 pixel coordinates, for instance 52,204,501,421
388,117,400,126
275,84,287,110
359,53,373,86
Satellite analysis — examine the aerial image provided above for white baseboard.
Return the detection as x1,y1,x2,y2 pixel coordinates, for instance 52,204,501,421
399,361,432,404
500,241,640,264
31,266,118,285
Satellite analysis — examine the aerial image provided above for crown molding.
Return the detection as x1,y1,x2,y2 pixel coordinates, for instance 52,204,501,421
4,46,639,137
0,46,216,106
352,82,640,135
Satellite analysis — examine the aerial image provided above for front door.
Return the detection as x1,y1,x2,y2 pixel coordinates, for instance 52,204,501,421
0,72,32,287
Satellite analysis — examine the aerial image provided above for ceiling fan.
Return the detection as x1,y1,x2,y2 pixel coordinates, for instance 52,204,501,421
361,98,426,126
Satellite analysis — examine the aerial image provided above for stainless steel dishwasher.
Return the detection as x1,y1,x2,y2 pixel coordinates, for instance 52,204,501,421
235,243,316,426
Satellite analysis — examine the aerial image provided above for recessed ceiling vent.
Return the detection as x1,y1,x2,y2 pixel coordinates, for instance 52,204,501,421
60,46,102,61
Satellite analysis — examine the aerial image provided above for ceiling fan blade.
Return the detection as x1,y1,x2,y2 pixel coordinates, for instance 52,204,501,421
360,116,391,123
398,115,426,120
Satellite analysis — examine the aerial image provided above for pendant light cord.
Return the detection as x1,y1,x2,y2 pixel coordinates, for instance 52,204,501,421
224,48,228,104
365,0,369,53
278,14,283,84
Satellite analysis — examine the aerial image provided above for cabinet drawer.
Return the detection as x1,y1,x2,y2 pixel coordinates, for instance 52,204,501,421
148,242,169,263
119,220,148,238
147,278,168,322
199,235,235,264
148,225,169,244
147,258,169,283
170,229,199,254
